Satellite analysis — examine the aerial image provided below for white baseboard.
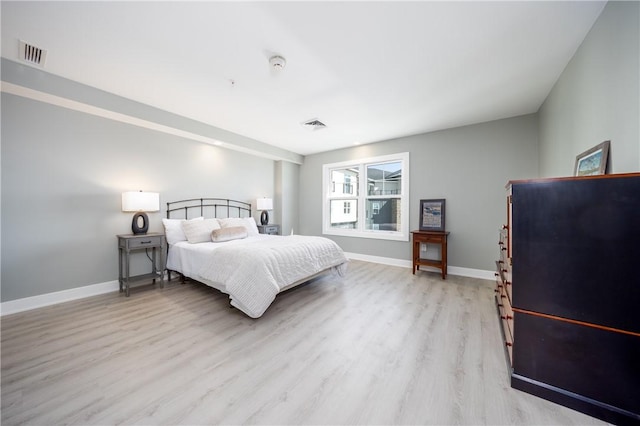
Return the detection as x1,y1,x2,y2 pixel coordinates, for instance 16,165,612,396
1,256,494,316
344,252,413,268
0,280,120,316
447,266,496,281
344,252,495,281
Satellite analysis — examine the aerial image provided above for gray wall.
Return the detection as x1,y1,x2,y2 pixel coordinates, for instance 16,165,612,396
3,0,636,303
539,1,640,176
299,114,539,271
274,160,300,236
1,93,277,302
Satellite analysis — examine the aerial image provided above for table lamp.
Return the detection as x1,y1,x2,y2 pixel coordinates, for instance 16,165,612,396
122,191,160,234
256,197,273,225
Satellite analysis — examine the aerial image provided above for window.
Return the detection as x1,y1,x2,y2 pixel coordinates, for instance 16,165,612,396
323,152,409,241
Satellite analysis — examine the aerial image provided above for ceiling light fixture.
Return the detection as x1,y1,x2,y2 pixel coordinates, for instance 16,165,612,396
269,55,286,70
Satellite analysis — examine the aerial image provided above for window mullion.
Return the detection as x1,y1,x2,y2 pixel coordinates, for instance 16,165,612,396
358,163,366,232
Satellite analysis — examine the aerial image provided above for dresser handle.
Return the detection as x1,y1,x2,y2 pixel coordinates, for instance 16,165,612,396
505,281,512,286
501,295,507,299
502,225,509,230
501,315,513,320
498,241,504,246
498,260,504,264
501,247,507,251
140,240,152,244
502,269,508,273
505,341,513,347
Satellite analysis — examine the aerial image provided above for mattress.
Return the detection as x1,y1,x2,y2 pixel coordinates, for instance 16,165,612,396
166,234,348,317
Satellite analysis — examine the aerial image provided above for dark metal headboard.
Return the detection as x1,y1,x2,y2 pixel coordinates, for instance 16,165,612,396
166,198,252,219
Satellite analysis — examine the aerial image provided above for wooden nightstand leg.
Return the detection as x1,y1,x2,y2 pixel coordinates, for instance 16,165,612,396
158,244,165,288
151,247,157,284
125,249,131,297
118,247,124,292
442,240,448,279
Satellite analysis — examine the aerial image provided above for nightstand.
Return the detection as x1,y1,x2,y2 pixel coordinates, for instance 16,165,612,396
117,233,166,296
411,230,449,279
257,224,280,235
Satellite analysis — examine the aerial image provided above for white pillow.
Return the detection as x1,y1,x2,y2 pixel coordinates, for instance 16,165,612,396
211,226,248,242
182,218,221,243
218,217,259,237
162,217,203,245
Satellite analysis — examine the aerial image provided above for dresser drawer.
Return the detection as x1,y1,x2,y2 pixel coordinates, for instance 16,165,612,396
502,263,512,303
495,291,514,365
495,261,514,366
498,229,509,264
498,286,514,339
502,317,514,364
496,263,512,305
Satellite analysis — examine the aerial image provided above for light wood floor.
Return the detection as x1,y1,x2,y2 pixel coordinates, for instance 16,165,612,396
2,260,606,425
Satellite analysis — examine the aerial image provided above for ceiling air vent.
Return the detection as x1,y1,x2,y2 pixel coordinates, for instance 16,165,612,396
19,40,47,68
302,118,327,131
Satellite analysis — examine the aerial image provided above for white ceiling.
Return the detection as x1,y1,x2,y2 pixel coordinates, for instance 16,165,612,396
1,1,606,156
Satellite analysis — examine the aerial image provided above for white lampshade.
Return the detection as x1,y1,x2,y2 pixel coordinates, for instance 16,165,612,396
256,198,273,211
122,191,160,212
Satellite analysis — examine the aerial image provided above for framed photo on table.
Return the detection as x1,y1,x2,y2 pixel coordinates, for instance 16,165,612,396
574,140,610,176
419,199,446,232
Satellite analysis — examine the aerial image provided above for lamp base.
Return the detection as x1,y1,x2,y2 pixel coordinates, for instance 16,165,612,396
132,212,149,234
260,210,269,226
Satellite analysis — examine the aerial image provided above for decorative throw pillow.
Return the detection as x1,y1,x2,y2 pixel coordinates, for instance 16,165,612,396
162,217,203,245
181,218,221,243
211,226,248,242
218,217,259,237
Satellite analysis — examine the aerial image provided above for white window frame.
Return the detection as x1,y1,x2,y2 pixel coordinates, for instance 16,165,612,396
322,152,409,241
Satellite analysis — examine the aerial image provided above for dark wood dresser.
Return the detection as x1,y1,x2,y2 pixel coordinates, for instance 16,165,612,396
495,173,640,425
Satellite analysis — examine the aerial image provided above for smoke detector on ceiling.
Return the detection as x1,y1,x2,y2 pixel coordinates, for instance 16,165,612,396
269,55,286,70
19,40,47,68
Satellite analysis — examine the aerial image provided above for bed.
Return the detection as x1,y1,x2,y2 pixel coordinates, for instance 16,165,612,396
163,198,348,318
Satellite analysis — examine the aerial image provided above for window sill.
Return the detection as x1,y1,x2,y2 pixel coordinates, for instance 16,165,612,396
323,228,409,242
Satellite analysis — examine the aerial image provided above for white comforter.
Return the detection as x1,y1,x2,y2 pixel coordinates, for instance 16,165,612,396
195,235,348,318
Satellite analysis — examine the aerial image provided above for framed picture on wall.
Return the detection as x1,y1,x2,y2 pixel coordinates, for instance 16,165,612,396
574,140,610,176
419,199,446,231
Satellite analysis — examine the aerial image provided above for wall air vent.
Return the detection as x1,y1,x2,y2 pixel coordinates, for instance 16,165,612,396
302,118,327,131
19,40,47,68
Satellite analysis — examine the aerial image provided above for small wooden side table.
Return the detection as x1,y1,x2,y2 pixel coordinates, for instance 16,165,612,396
117,233,166,296
411,230,450,279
